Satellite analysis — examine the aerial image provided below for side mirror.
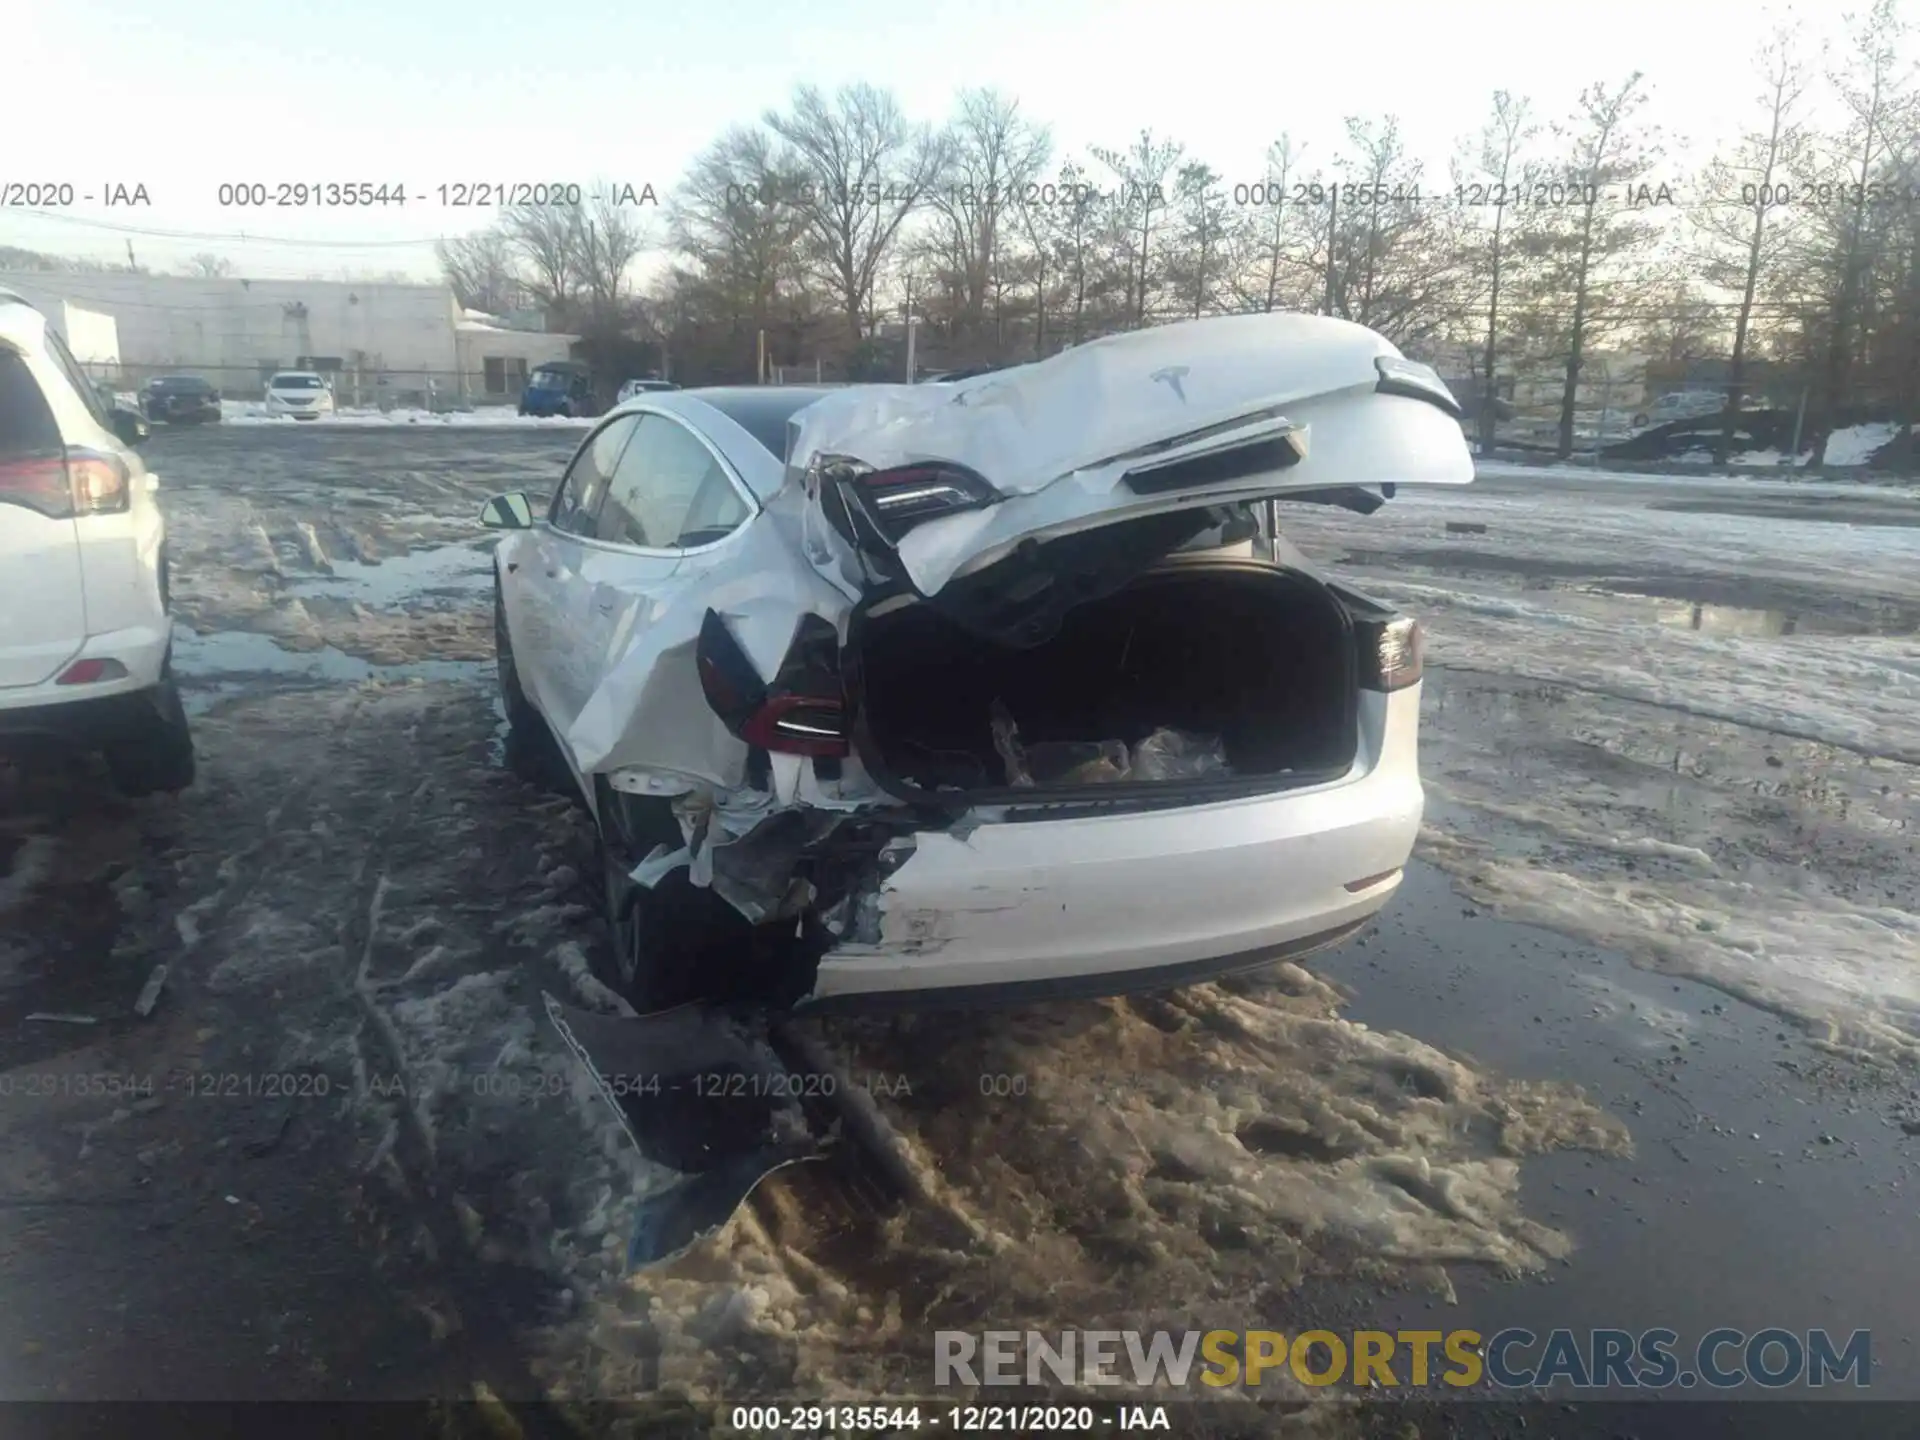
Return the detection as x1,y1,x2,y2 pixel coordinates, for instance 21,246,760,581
480,492,535,529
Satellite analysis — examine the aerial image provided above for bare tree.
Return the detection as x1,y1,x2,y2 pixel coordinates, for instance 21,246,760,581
1807,0,1910,464
1455,93,1538,451
1016,158,1119,351
1166,162,1231,318
576,186,649,319
669,126,814,375
1693,23,1812,460
1535,74,1664,459
500,203,587,317
765,83,948,350
926,89,1051,351
1318,117,1461,347
1093,130,1183,325
181,252,235,278
434,229,523,314
1231,135,1316,315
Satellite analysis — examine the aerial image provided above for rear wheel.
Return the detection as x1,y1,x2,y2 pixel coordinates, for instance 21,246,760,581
593,780,751,1012
105,671,196,796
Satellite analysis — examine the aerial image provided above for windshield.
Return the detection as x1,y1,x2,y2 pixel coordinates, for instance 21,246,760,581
271,375,324,389
530,369,571,389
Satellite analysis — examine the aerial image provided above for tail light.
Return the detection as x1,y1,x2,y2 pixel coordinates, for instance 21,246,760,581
0,447,130,519
68,448,132,515
696,610,849,758
834,459,1000,544
1356,615,1423,692
57,658,129,686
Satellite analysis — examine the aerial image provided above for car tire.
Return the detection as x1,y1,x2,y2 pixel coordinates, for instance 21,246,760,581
494,578,539,736
104,672,196,797
593,779,752,1013
1632,414,1649,428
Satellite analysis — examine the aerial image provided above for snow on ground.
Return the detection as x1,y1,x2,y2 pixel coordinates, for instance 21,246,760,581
1825,421,1901,466
1279,471,1920,1062
1478,419,1907,474
219,399,591,427
544,969,1625,1406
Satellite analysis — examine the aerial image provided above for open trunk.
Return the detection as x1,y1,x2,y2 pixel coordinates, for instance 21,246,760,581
849,559,1359,803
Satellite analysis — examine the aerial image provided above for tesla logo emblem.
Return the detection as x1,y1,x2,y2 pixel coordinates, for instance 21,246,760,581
1150,365,1189,401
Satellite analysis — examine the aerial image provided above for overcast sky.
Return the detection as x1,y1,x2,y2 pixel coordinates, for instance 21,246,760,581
2,0,1884,281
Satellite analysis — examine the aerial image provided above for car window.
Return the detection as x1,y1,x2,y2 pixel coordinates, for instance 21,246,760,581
272,374,324,389
595,414,750,549
0,350,64,460
42,329,112,428
550,414,639,535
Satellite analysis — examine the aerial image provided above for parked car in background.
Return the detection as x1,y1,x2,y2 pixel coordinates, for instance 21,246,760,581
94,382,151,444
480,312,1472,1014
617,377,679,403
1632,390,1723,430
0,290,195,795
520,361,597,417
264,370,336,420
144,374,222,425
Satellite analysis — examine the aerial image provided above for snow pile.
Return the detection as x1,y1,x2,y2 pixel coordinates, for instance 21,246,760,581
542,969,1625,1404
1278,478,1920,1061
1825,422,1899,466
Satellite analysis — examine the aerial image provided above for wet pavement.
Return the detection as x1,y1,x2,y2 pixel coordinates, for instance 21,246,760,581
0,428,1915,1426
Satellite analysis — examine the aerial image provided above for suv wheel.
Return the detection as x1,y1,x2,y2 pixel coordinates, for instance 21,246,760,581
105,668,196,796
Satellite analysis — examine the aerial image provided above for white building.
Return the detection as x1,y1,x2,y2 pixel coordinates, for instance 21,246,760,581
0,270,575,405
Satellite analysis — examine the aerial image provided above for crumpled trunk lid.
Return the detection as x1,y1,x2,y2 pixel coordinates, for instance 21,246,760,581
789,312,1473,618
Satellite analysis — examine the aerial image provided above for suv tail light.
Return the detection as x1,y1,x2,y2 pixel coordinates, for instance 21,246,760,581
0,447,130,519
67,447,132,515
696,610,849,758
1355,615,1423,692
836,459,1000,544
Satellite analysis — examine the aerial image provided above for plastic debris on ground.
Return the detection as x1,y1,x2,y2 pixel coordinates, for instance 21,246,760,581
989,700,1232,786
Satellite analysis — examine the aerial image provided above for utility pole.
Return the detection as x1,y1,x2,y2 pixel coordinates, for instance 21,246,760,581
904,273,917,382
1321,186,1339,315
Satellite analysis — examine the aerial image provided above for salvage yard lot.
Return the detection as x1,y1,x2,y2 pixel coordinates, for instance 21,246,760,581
1,424,1916,1419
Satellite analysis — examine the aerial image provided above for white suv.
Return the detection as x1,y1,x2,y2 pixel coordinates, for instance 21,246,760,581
0,291,195,795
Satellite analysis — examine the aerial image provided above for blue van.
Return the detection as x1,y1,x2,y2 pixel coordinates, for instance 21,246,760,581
518,361,596,417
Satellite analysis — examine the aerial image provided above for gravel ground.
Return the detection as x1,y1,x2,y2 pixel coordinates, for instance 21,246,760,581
1,426,1914,1428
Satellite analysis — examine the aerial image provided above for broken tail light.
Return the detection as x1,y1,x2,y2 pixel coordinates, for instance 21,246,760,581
0,447,130,519
1355,615,1423,692
697,610,850,758
840,460,1000,544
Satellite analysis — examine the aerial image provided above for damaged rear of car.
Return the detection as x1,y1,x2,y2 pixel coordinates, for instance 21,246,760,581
484,312,1471,1016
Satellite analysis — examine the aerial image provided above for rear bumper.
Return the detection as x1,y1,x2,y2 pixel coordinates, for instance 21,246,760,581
0,624,174,743
0,677,176,750
803,687,1424,1005
153,400,221,422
